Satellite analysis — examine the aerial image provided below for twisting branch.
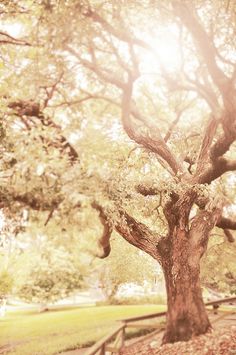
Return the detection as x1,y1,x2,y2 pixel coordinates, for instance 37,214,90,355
91,202,113,258
91,200,164,262
115,209,164,263
194,115,220,180
195,157,236,184
189,207,223,260
216,216,236,230
209,132,235,161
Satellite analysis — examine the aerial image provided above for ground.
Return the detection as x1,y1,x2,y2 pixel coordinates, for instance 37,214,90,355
0,304,165,355
120,308,236,354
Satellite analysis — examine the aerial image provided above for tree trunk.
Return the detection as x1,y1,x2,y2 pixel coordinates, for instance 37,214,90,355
161,227,211,344
38,303,49,312
0,298,7,317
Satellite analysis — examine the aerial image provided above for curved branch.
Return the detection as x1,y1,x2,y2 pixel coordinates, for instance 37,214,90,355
194,157,236,184
216,216,236,230
114,209,164,263
91,202,113,258
92,201,164,262
210,133,235,160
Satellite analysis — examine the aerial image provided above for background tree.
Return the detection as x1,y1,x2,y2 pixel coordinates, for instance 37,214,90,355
18,241,84,311
0,271,13,317
93,235,161,302
0,0,236,344
201,237,236,295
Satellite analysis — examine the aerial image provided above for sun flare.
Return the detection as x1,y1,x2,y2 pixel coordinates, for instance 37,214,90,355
138,27,181,74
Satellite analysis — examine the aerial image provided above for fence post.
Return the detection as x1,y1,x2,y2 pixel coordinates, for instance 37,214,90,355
120,325,125,348
100,343,106,355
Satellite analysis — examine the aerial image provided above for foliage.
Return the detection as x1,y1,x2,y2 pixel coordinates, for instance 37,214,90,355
0,270,13,299
93,235,161,300
18,242,84,304
103,294,167,306
201,235,236,294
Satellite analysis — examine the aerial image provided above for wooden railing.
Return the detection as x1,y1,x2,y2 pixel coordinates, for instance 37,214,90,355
84,296,236,355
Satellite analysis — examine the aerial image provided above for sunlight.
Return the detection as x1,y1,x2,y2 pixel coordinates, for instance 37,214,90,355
1,22,24,37
138,26,181,74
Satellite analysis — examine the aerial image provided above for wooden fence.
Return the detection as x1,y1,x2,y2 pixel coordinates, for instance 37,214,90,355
84,296,236,355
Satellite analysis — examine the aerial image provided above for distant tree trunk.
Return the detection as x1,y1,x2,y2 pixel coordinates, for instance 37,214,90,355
38,303,49,312
0,298,7,317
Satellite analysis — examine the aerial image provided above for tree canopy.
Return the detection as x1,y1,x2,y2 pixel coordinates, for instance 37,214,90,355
0,0,236,344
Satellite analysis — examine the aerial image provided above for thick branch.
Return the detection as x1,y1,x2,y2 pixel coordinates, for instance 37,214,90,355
216,216,236,230
190,208,222,260
194,115,220,181
194,194,235,234
194,157,236,184
92,201,163,261
114,209,163,263
91,202,113,258
210,132,235,160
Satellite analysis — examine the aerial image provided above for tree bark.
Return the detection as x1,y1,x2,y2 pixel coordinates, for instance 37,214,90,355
111,190,222,344
156,188,223,344
161,227,211,344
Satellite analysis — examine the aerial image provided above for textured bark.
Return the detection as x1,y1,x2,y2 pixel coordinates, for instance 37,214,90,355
159,192,221,343
162,227,211,343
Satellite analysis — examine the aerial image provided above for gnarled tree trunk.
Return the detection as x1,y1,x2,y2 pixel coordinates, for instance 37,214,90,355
160,196,221,344
94,190,224,345
161,227,211,343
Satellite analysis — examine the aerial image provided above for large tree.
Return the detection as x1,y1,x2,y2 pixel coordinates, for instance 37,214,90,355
1,0,236,344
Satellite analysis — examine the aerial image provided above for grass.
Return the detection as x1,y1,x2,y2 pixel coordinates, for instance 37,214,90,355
0,304,166,355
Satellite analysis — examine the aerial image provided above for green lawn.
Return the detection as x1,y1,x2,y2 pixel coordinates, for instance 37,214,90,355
0,304,166,355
